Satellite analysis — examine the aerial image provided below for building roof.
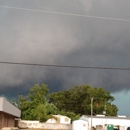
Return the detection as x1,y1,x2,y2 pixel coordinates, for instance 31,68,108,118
0,97,21,117
80,115,130,121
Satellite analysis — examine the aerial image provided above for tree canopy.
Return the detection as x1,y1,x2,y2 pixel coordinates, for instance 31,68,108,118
48,84,118,116
12,84,50,121
12,83,118,122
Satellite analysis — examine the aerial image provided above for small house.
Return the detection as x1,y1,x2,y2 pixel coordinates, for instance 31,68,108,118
72,120,88,130
0,97,21,129
46,115,71,124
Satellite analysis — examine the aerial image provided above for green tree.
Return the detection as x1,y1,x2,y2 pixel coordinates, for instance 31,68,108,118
12,84,49,121
46,103,58,115
12,83,118,121
48,85,118,116
28,83,49,104
83,87,116,115
105,103,118,116
34,104,47,122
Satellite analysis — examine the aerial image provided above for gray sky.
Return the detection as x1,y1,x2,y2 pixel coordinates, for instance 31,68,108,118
0,0,130,116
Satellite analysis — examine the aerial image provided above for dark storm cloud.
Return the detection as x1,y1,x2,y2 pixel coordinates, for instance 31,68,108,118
0,0,130,99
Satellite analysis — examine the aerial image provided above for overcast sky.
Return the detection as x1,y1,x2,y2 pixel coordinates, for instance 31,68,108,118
0,0,130,116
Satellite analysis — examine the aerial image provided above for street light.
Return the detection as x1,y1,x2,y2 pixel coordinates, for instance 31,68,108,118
91,97,93,130
103,104,106,115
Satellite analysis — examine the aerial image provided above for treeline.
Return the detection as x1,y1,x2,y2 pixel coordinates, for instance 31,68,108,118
12,84,118,122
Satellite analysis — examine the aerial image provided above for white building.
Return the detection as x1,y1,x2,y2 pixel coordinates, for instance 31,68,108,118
78,115,130,130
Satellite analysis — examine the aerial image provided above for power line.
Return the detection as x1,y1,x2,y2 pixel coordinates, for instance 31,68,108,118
0,5,130,22
0,61,130,70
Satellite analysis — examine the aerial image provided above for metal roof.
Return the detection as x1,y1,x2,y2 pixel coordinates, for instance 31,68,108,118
0,97,21,117
80,115,130,120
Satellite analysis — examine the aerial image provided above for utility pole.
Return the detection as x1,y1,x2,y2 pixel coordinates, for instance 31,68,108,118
91,97,93,130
